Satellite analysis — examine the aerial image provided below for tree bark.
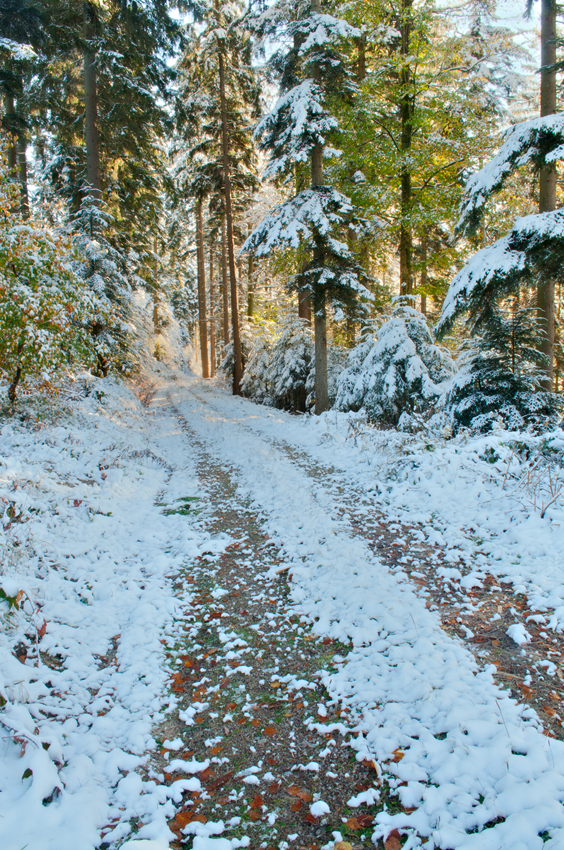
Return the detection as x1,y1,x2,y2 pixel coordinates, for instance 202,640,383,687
4,92,17,175
83,2,102,207
196,198,209,379
310,0,329,414
221,216,229,345
420,228,428,315
17,132,29,218
218,49,243,395
538,0,557,389
247,254,255,318
399,0,414,297
209,243,216,377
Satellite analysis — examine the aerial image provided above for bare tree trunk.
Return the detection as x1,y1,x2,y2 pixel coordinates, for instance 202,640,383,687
538,0,557,389
196,198,209,378
420,228,428,315
399,0,414,296
222,216,229,345
17,132,29,218
310,0,329,414
4,92,17,175
83,2,102,208
209,243,216,377
218,49,243,395
247,254,255,318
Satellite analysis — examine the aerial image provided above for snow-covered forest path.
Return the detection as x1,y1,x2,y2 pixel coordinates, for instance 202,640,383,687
146,371,564,850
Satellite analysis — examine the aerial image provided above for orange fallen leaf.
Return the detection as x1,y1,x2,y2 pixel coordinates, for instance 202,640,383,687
264,726,277,736
384,829,402,850
209,746,222,755
250,794,264,809
304,813,319,825
251,718,260,727
287,785,313,802
345,814,373,830
269,782,281,793
392,749,404,762
290,799,303,812
249,810,261,822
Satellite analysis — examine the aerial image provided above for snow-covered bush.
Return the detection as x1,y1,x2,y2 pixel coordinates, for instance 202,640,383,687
335,301,456,427
443,306,562,432
268,316,313,412
240,332,273,404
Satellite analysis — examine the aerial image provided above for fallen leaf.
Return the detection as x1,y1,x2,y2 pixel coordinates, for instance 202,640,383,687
271,681,281,688
250,794,264,809
209,746,222,755
304,813,319,825
290,799,303,812
392,749,404,762
287,785,313,802
334,843,352,850
264,726,277,736
384,829,401,850
249,810,261,822
251,718,260,727
345,814,373,830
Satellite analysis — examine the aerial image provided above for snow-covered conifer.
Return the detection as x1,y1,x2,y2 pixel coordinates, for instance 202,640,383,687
336,300,455,426
443,306,561,432
243,0,372,415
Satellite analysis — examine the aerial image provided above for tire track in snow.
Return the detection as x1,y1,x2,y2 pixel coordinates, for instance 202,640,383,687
166,376,564,850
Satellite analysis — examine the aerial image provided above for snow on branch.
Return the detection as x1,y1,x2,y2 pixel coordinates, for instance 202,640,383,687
0,38,36,61
457,113,564,235
290,13,361,54
255,80,338,180
241,187,355,256
438,208,564,336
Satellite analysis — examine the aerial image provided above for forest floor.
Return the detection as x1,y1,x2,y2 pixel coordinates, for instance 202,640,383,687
2,349,564,850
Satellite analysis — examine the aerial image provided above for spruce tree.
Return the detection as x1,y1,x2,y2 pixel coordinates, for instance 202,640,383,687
244,0,371,414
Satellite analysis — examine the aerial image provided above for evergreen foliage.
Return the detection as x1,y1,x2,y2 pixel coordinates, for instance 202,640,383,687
444,306,561,432
336,300,455,426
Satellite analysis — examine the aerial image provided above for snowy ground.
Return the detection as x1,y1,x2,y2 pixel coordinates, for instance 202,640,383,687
2,347,564,850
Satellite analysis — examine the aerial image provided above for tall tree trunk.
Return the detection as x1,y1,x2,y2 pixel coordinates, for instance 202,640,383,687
218,49,243,395
83,2,102,208
17,131,29,218
209,243,216,377
221,216,229,345
538,0,557,388
4,91,17,174
247,254,255,318
196,198,209,378
399,0,414,296
310,0,329,415
420,228,428,315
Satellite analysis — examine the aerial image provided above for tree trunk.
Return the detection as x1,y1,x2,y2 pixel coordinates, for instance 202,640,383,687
247,254,255,318
196,198,209,378
310,0,329,414
420,228,428,315
83,2,102,207
209,243,216,377
17,132,30,218
538,0,557,389
218,49,243,395
4,92,17,175
221,216,229,345
8,366,22,405
399,0,414,297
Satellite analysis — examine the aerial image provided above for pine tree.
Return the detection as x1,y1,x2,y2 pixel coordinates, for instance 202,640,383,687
175,0,260,391
444,306,560,431
243,0,371,414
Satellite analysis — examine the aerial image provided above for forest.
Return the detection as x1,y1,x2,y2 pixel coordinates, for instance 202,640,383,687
3,2,564,850
1,0,563,431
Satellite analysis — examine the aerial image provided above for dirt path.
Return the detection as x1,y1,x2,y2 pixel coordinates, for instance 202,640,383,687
148,402,390,850
178,385,564,742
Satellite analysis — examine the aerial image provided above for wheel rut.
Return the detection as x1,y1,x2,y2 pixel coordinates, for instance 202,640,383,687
146,397,394,850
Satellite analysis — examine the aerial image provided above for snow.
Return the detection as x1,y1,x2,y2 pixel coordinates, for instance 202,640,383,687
458,112,564,232
164,370,564,850
3,346,564,849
